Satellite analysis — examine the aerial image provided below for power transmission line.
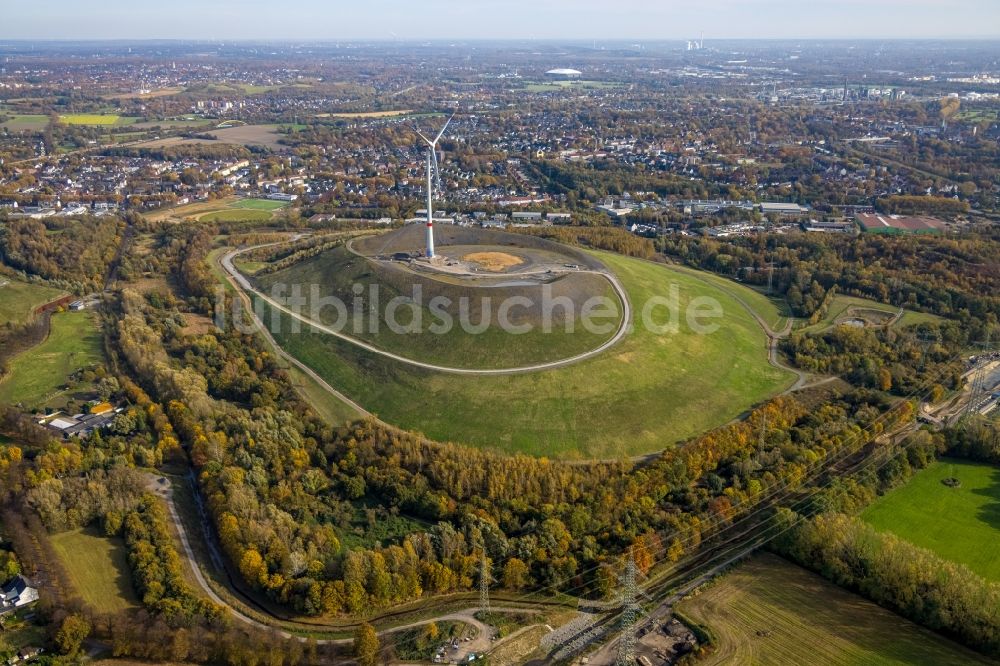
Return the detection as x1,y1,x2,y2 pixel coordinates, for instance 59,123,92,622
479,551,491,614
616,557,640,666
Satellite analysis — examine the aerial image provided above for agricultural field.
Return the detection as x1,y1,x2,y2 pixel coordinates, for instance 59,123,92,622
0,279,66,325
677,553,993,666
131,116,213,129
262,249,793,458
0,114,49,131
134,123,285,150
58,114,140,126
105,86,185,100
522,80,622,92
319,109,415,118
862,458,1000,581
49,527,140,614
0,310,105,409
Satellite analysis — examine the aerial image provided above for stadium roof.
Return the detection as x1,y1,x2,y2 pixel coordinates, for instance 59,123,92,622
545,68,582,76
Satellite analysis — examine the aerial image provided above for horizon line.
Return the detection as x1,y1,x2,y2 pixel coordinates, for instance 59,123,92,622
2,36,1000,44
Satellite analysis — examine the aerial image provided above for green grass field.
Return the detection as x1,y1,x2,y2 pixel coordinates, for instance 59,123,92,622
677,553,993,665
132,117,213,129
522,80,621,92
232,198,289,211
956,109,999,123
284,364,364,426
0,279,66,325
798,294,941,334
49,527,140,614
200,208,274,223
262,250,793,458
669,264,791,332
58,114,139,126
862,458,1000,581
255,244,624,368
0,114,49,131
0,310,104,409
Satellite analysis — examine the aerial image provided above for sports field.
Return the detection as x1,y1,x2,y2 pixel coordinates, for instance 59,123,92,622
0,279,66,325
0,310,104,408
232,198,289,211
677,553,993,665
262,250,793,458
49,527,140,614
199,208,273,223
862,458,1000,581
146,196,286,224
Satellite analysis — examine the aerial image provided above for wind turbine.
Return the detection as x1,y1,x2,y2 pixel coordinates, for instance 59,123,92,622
414,113,453,259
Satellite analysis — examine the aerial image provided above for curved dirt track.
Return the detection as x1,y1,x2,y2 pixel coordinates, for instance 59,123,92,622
221,239,632,376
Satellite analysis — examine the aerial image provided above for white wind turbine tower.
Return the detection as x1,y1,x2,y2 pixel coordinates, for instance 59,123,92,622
414,113,454,259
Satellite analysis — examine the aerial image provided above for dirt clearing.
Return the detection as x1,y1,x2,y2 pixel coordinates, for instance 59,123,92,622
462,251,525,272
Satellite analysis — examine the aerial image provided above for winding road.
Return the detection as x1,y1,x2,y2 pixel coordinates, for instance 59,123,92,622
220,239,632,376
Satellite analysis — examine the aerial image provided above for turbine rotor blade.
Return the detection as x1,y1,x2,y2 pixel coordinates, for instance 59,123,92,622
433,112,455,144
413,127,433,145
431,148,442,193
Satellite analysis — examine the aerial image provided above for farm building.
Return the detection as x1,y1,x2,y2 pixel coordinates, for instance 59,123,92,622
41,406,120,438
1,575,39,612
855,213,948,234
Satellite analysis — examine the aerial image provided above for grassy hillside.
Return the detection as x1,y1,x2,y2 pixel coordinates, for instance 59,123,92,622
862,458,1000,581
0,279,65,325
678,553,993,665
0,310,104,409
254,245,623,369
668,263,792,332
262,250,793,458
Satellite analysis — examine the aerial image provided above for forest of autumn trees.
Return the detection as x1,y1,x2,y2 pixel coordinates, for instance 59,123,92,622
0,216,124,292
95,223,917,615
1,210,999,662
658,229,1000,324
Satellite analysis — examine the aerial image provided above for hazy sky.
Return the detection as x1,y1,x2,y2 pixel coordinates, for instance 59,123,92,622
5,0,1000,41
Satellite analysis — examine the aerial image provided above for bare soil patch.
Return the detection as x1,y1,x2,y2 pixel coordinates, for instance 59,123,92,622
462,251,525,272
